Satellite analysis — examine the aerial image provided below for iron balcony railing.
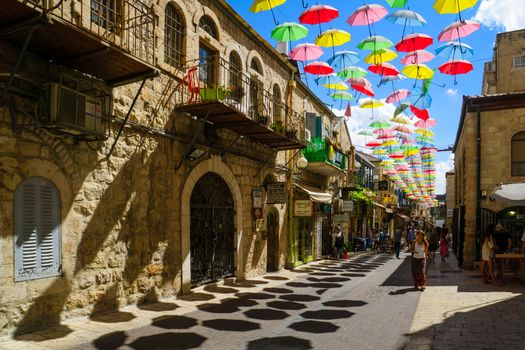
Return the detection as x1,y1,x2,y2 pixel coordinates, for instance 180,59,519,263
302,137,347,172
178,57,305,142
22,0,155,65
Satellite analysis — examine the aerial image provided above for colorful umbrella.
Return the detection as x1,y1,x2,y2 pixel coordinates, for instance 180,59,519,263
391,114,411,124
289,43,324,61
360,99,385,109
347,4,389,36
364,48,398,64
327,51,360,68
393,102,411,117
369,121,391,128
386,0,407,8
407,88,432,109
349,77,375,97
338,66,368,79
386,10,427,40
402,64,434,80
438,20,480,42
394,33,433,52
393,125,411,133
358,130,374,136
438,60,473,84
414,118,437,128
435,42,474,60
386,89,411,104
368,62,399,77
304,61,334,75
250,0,287,25
376,130,396,139
271,22,309,42
315,73,343,85
315,29,351,55
330,91,354,100
357,35,393,51
400,50,435,65
380,74,407,85
414,128,435,136
410,105,430,121
299,4,339,33
324,81,349,91
433,0,479,21
366,139,382,147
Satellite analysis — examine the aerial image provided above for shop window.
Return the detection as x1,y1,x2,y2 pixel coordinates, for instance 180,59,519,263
164,3,185,68
511,131,525,176
14,177,61,282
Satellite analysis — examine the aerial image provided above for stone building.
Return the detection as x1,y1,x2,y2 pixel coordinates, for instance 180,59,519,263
453,28,525,268
0,0,343,335
445,171,454,235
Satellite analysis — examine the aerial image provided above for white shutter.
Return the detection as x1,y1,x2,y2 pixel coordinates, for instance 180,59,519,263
14,177,61,281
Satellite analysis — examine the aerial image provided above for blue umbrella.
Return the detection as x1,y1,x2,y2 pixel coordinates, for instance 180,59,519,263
435,42,474,61
407,88,432,109
386,10,426,40
315,73,343,86
327,50,360,68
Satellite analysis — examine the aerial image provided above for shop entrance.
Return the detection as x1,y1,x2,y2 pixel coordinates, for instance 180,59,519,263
266,208,279,272
296,217,314,263
190,172,234,287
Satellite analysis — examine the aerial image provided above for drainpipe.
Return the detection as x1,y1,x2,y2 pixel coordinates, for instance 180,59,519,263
287,71,297,269
475,105,481,261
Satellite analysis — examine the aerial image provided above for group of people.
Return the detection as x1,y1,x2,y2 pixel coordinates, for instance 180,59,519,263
480,224,525,285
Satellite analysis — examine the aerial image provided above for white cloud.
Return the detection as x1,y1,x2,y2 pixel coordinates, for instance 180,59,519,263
434,155,454,194
474,0,525,32
445,88,458,96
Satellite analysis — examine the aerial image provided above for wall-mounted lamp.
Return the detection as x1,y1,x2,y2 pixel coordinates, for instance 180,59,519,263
297,156,308,170
481,189,487,199
187,147,207,161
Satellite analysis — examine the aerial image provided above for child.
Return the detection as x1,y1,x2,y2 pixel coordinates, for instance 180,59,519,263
439,233,449,263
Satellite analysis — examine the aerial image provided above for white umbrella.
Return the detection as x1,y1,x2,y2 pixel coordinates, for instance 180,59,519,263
490,183,525,205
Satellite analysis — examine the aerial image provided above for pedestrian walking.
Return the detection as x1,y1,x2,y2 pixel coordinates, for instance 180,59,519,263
407,226,416,252
439,233,449,263
428,227,439,264
394,229,402,259
481,224,496,284
410,230,429,291
494,224,511,281
333,225,344,259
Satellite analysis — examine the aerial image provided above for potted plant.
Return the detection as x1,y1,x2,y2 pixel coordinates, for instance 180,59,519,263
270,121,284,134
228,85,245,100
342,240,352,260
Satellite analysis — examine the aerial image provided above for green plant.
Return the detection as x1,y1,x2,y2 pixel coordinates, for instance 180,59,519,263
344,240,352,253
270,121,284,133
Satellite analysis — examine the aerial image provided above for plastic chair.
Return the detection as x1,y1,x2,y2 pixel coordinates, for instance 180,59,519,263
182,67,199,102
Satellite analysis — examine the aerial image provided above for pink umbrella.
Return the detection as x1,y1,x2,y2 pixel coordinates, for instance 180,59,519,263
373,127,392,134
414,118,437,128
289,43,324,61
386,89,411,104
304,61,334,75
438,20,480,42
400,50,435,65
347,4,388,36
376,130,396,139
393,124,411,133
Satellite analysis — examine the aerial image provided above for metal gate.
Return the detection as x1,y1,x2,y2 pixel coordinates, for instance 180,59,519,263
190,173,235,287
453,206,465,266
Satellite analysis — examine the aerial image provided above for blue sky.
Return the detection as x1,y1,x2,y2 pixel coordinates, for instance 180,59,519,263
226,0,525,193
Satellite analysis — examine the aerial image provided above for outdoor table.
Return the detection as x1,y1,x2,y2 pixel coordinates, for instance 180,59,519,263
495,253,525,284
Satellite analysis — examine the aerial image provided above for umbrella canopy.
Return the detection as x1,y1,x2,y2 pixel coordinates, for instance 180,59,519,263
400,50,435,65
353,84,375,96
360,99,385,109
347,4,389,26
380,74,407,85
315,29,351,48
386,0,407,8
386,89,412,104
347,76,372,86
414,128,435,136
299,4,339,24
393,125,411,133
369,121,391,128
358,130,374,136
393,103,411,117
289,43,324,61
315,73,343,85
407,88,432,109
395,33,433,52
435,42,474,60
324,81,349,90
271,22,309,42
382,139,399,146
366,140,382,147
410,105,430,121
402,64,434,79
330,91,354,100
438,20,480,42
414,118,437,128
368,62,399,77
364,49,398,64
357,36,393,51
433,0,479,14
490,183,525,205
338,66,368,79
304,61,334,75
327,51,360,68
391,114,411,124
438,60,474,75
250,0,287,25
386,10,427,27
376,130,396,139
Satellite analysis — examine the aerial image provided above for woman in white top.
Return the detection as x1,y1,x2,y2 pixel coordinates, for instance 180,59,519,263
481,224,496,284
411,230,429,291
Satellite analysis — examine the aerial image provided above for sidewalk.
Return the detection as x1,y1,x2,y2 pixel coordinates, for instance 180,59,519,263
406,252,525,349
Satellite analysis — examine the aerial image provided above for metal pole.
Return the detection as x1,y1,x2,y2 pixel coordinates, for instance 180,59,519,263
475,105,481,261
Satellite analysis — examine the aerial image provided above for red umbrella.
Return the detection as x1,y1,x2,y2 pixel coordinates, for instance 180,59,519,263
366,140,382,147
410,105,429,121
438,20,480,42
438,59,473,84
394,33,433,52
304,61,334,75
368,62,399,77
347,77,375,97
299,4,339,33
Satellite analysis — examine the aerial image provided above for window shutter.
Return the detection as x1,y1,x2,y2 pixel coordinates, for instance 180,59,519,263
305,113,316,137
14,177,61,281
315,116,322,138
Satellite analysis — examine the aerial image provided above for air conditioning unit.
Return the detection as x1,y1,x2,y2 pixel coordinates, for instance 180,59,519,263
40,83,105,138
305,128,311,142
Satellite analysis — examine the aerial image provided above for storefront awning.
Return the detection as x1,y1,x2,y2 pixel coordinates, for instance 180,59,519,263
396,213,410,221
295,184,332,203
373,202,386,209
490,183,525,205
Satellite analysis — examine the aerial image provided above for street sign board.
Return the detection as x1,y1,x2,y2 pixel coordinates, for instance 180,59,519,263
267,182,287,204
333,214,350,224
342,200,354,212
294,200,313,216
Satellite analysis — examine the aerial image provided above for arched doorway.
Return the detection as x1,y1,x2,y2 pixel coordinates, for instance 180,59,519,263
496,206,525,249
190,172,235,287
266,207,279,272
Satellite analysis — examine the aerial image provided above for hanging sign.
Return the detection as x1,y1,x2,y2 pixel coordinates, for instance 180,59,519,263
294,200,313,216
342,200,354,212
333,214,350,224
266,182,287,204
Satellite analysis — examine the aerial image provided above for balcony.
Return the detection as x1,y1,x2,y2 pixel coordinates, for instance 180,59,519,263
1,0,157,86
175,58,305,150
302,137,347,176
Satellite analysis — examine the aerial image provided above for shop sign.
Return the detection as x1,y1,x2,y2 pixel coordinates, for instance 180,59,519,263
342,200,354,212
253,187,263,208
447,209,453,218
294,200,313,216
255,218,267,232
333,214,350,224
319,203,332,213
266,182,287,204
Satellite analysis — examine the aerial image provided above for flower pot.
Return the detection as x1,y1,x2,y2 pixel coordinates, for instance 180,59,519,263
199,87,227,101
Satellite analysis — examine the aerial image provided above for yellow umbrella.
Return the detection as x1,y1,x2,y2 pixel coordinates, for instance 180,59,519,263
433,0,478,14
390,116,411,125
250,0,287,24
364,49,398,64
402,64,434,80
373,149,388,155
324,82,349,90
360,99,384,108
315,29,351,48
414,128,435,136
382,139,398,147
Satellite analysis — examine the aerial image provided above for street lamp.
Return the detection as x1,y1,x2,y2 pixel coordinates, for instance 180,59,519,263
297,156,308,170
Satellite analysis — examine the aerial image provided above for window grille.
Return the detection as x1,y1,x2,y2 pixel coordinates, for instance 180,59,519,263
165,4,185,68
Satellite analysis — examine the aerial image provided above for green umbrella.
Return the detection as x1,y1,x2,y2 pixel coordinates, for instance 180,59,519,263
357,130,373,136
271,22,309,42
337,66,368,79
393,102,411,117
386,0,408,7
330,91,354,100
369,121,391,129
416,135,434,143
357,36,394,51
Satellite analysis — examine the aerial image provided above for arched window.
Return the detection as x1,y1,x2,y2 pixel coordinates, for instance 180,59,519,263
511,131,525,176
14,177,61,281
272,84,283,122
250,58,262,75
164,3,185,68
229,51,243,100
199,15,218,39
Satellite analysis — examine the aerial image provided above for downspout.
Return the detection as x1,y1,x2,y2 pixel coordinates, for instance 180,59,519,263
475,105,481,261
287,70,297,269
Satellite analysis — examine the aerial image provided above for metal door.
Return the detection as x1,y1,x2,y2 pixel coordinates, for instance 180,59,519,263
190,173,234,287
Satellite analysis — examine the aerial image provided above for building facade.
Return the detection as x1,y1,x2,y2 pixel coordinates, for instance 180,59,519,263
0,0,345,335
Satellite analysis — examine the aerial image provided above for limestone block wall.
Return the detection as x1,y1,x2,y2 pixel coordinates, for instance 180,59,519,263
494,30,525,94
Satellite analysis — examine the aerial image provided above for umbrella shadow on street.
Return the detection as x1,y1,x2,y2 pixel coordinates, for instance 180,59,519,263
247,336,313,350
